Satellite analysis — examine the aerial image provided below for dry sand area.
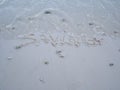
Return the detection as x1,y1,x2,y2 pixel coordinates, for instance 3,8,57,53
0,0,120,90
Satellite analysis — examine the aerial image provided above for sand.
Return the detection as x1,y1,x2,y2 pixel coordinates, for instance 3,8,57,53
0,0,120,90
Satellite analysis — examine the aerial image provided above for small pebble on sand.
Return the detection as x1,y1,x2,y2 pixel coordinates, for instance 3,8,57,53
44,61,49,65
118,49,120,52
59,55,64,58
56,50,62,54
109,63,114,67
61,18,66,22
44,11,52,14
113,31,118,34
88,22,94,26
15,45,22,49
39,78,45,83
11,27,15,30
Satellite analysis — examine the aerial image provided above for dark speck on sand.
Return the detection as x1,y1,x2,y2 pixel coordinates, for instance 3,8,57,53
44,61,49,65
109,63,114,67
118,49,120,52
61,18,66,22
113,31,118,34
88,22,94,26
11,27,15,30
44,11,52,14
15,46,22,49
39,78,45,83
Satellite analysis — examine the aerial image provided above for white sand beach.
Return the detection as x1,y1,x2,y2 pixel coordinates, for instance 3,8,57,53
0,0,120,90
